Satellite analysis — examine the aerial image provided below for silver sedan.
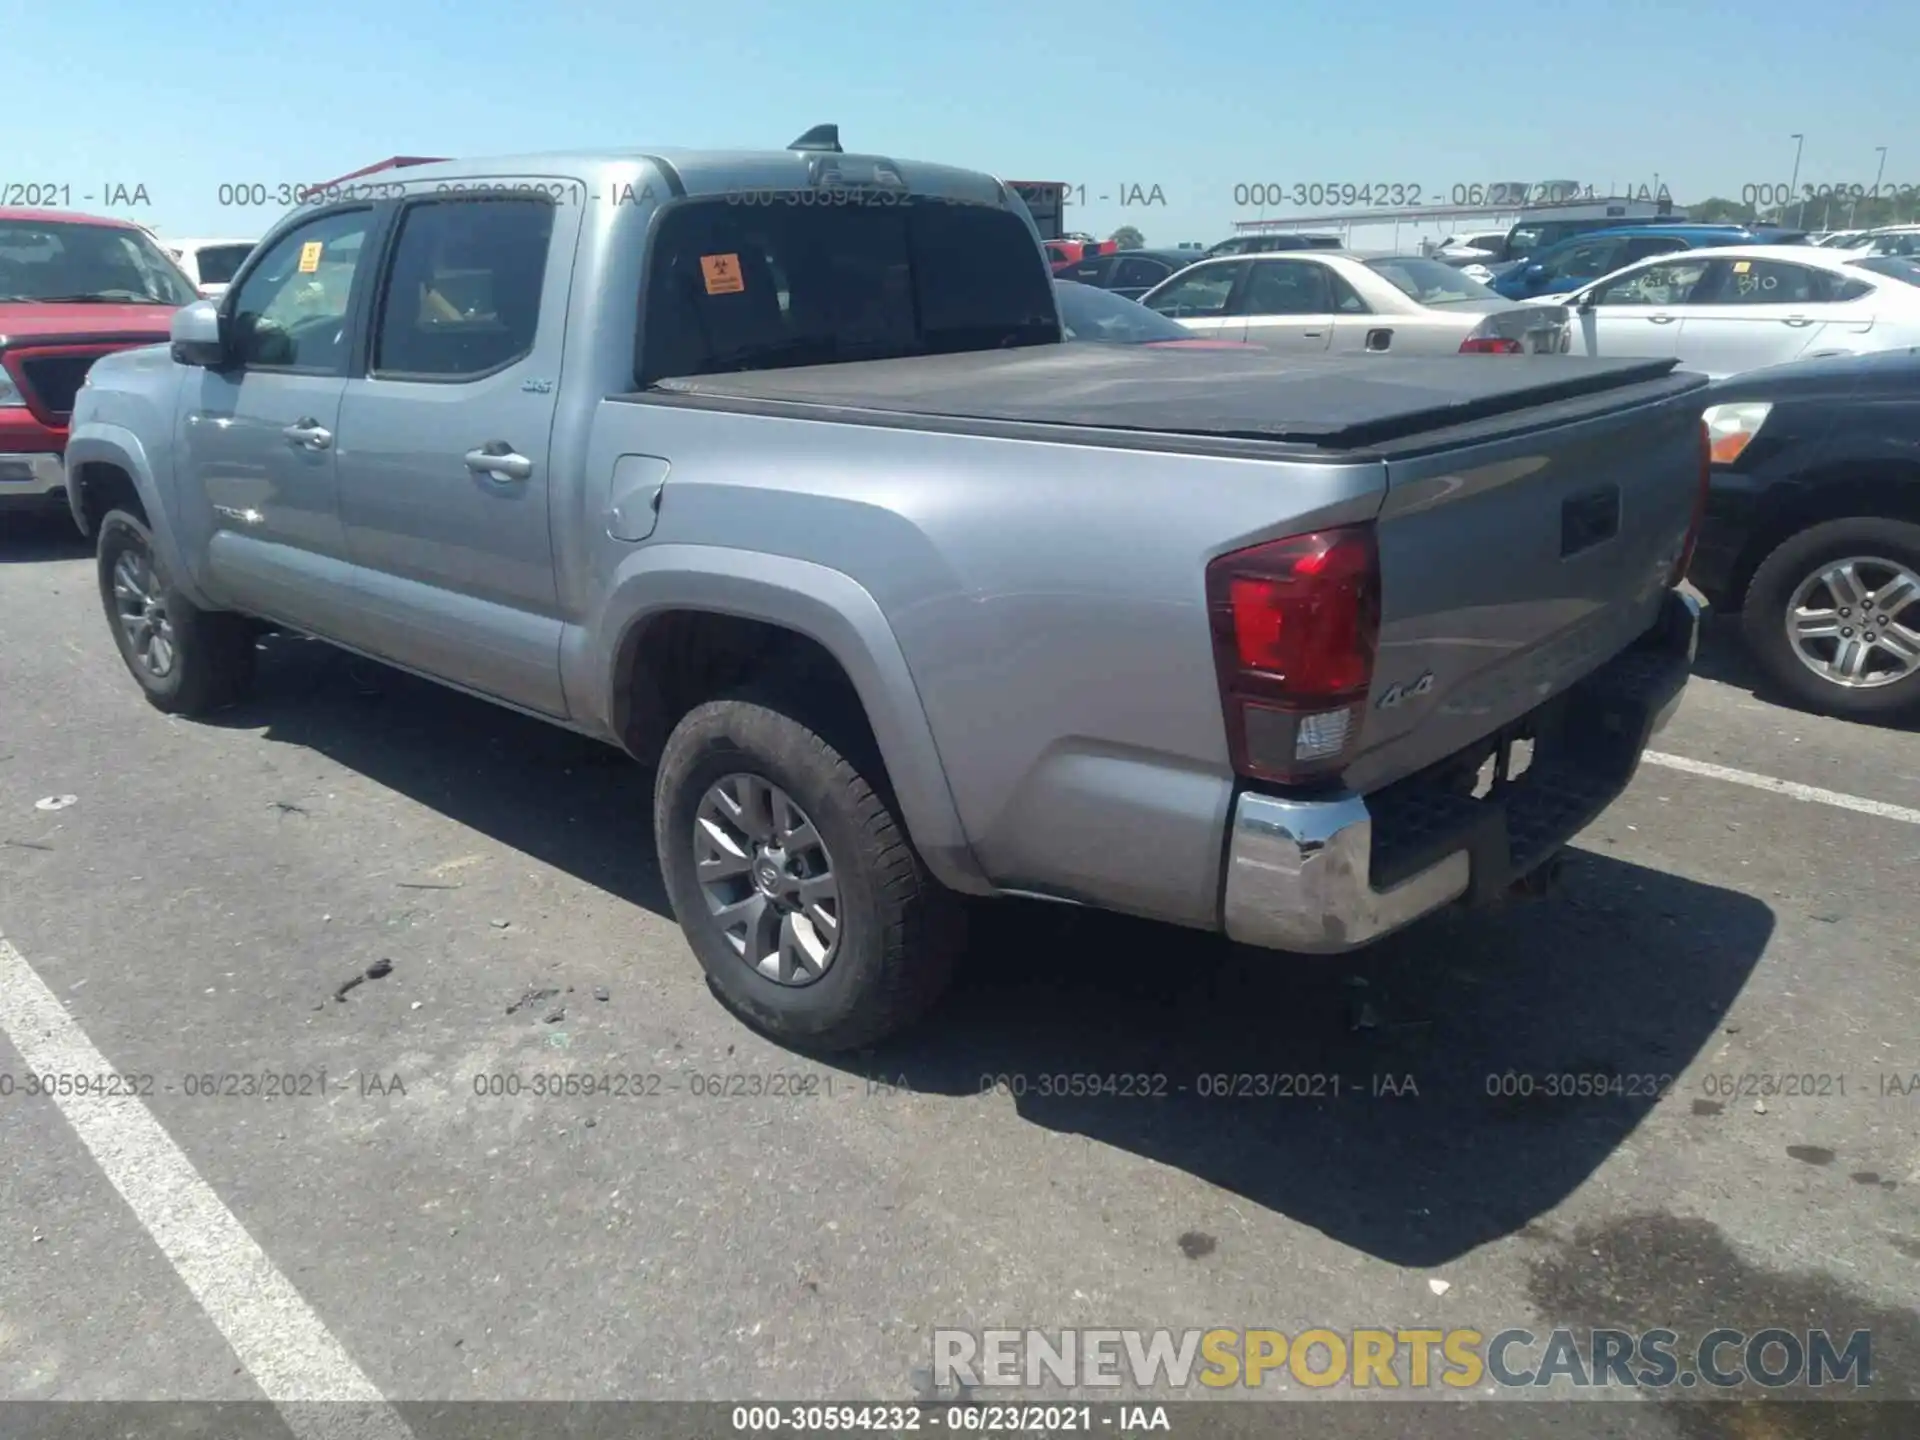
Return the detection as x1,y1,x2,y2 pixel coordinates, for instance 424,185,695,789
1136,252,1570,356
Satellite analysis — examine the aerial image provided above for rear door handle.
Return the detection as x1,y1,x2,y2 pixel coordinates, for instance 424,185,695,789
464,443,534,482
1648,315,1677,325
1784,316,1814,327
283,418,332,450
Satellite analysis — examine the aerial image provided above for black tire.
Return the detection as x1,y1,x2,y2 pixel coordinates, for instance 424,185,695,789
1740,515,1920,722
653,692,965,1052
96,509,256,716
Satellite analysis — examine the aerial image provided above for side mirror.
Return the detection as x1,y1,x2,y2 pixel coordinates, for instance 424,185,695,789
169,299,226,369
1576,290,1597,312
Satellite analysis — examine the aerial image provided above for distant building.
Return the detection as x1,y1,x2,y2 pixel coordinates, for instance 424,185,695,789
1231,181,1676,254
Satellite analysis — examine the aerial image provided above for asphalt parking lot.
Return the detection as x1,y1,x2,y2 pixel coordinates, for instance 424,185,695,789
2,510,1917,1439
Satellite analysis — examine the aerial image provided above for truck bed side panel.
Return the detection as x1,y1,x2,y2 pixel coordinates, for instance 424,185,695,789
600,401,1384,928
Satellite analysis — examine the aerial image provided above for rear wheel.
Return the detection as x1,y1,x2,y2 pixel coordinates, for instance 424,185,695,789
653,691,964,1051
1740,516,1920,721
97,509,255,715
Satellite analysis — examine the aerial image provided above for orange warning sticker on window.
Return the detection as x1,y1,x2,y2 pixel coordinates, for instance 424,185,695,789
298,240,325,274
700,253,744,294
1732,260,1751,273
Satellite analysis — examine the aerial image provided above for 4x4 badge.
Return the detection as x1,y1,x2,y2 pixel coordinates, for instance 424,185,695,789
521,378,554,394
1377,672,1434,710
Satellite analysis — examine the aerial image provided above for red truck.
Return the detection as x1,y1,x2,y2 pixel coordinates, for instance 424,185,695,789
1,208,199,520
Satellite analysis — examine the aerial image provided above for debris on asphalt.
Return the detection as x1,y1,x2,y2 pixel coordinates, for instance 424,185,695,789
1428,1278,1452,1296
270,801,308,816
33,795,76,812
506,986,560,1016
593,986,610,1002
1176,1231,1217,1259
410,1001,423,1011
584,1117,597,1129
3,839,54,852
334,958,395,1002
489,919,511,929
544,1009,566,1024
1755,1100,1768,1115
397,881,463,891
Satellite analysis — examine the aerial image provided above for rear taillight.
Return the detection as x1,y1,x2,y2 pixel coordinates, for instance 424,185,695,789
1459,335,1524,354
1206,525,1381,785
1671,418,1711,585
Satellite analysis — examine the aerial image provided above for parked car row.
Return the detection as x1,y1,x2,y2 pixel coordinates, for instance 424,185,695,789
1059,228,1920,722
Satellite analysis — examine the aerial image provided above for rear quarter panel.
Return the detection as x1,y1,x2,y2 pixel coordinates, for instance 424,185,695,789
596,401,1386,928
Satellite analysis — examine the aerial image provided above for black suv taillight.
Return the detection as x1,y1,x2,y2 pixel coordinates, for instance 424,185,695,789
1205,525,1381,785
1672,417,1710,585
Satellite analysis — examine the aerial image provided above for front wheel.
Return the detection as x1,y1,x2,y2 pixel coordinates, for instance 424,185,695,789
1740,516,1920,721
653,693,965,1051
96,509,256,715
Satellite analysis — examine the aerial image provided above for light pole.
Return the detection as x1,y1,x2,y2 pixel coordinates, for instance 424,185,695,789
1788,133,1805,226
1873,145,1889,226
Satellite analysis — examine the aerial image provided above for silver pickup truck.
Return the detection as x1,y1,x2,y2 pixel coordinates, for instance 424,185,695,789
64,134,1706,1050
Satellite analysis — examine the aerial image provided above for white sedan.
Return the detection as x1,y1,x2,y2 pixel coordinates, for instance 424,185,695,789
1136,251,1568,355
1542,245,1920,378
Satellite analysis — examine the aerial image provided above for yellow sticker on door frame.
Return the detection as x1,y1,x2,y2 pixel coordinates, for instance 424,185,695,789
298,240,324,274
700,253,744,295
1732,260,1752,273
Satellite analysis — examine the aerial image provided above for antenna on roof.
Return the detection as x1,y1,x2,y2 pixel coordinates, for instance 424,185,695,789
789,124,842,154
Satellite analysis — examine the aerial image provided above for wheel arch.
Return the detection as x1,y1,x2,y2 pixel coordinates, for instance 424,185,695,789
63,426,215,608
1720,462,1920,612
596,544,992,896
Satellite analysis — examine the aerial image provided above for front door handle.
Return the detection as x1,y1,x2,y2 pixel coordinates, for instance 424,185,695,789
1783,316,1815,327
1648,315,1677,325
283,418,333,450
464,443,534,482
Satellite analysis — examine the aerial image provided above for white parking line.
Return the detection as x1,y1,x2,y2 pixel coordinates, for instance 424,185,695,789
0,933,414,1440
1644,751,1920,827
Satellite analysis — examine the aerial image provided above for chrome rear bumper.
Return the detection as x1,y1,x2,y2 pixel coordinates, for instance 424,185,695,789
1223,589,1699,955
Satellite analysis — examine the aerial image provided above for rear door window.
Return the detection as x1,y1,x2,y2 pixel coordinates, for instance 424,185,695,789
637,197,1056,384
1696,259,1833,305
1238,260,1333,315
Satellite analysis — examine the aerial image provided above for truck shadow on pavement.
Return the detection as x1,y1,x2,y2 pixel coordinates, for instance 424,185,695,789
227,635,1775,1270
875,870,1773,1268
0,511,91,563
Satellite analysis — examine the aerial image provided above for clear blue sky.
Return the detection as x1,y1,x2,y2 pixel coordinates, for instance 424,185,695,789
7,0,1915,242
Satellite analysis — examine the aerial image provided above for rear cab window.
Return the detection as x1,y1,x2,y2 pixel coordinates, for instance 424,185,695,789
637,196,1057,385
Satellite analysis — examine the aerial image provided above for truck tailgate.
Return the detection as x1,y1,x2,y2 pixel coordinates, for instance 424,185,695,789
1342,376,1707,796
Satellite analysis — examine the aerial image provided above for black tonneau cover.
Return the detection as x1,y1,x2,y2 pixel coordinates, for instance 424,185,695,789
645,345,1683,451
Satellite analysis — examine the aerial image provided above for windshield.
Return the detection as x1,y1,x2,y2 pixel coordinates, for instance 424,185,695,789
1054,280,1194,343
193,243,255,286
1365,256,1496,304
638,196,1057,383
0,219,198,304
